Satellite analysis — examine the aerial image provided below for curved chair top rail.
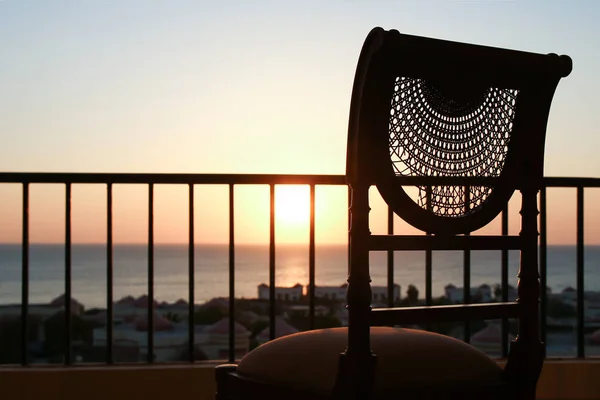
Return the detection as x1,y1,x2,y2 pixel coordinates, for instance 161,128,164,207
347,27,572,235
377,29,572,87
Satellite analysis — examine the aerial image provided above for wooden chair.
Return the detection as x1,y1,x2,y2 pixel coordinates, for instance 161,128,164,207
215,27,572,400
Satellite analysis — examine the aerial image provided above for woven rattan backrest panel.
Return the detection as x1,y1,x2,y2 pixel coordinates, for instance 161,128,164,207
389,77,518,217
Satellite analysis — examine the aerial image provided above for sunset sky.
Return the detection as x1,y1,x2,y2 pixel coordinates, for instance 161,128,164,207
1,0,599,244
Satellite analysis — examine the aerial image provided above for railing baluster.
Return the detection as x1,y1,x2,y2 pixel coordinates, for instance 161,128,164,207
576,186,584,358
106,183,114,364
228,184,235,362
501,205,509,358
347,185,351,333
147,184,154,363
188,184,195,363
21,183,29,366
269,184,276,340
309,184,316,330
539,187,547,353
425,186,432,307
464,185,471,344
347,186,351,273
425,186,432,332
64,183,72,365
387,206,394,308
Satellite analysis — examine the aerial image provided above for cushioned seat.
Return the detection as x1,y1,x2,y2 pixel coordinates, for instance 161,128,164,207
237,327,503,396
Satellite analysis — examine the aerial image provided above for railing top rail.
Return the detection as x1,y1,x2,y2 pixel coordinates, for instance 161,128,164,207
0,172,599,188
543,177,600,188
0,173,347,185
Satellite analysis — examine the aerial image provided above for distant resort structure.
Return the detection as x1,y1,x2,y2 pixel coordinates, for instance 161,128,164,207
1,282,599,363
257,282,401,303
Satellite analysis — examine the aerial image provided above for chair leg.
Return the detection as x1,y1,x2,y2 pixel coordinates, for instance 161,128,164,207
215,364,237,400
504,339,545,400
333,351,377,400
520,386,537,400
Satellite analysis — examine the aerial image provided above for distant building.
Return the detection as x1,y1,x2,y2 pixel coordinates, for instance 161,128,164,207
236,310,259,327
256,317,298,344
590,329,600,346
478,284,492,302
93,311,189,362
372,284,401,302
199,297,229,311
445,284,494,303
258,283,303,301
0,294,85,320
112,295,198,323
50,294,85,315
308,283,401,303
335,308,349,326
93,315,250,362
561,287,577,307
505,285,519,302
196,318,251,360
284,305,329,318
470,322,515,355
311,285,346,301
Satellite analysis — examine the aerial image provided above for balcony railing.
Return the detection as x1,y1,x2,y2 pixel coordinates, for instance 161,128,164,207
0,172,598,367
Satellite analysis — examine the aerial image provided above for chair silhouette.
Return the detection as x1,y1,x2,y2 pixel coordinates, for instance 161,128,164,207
215,27,572,400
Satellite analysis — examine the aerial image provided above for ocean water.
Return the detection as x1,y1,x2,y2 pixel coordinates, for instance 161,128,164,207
0,244,598,309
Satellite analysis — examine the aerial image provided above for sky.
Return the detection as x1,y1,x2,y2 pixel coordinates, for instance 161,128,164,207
1,0,599,244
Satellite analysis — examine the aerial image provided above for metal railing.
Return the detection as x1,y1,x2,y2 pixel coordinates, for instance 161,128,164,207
0,172,598,366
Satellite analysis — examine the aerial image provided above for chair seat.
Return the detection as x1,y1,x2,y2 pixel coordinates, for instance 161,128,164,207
237,326,504,396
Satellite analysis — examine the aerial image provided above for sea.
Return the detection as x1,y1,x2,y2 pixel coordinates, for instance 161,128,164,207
0,244,599,309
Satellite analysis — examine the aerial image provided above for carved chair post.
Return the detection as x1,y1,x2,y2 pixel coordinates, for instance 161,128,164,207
515,187,545,398
215,364,237,400
503,80,564,399
343,182,376,400
500,186,544,400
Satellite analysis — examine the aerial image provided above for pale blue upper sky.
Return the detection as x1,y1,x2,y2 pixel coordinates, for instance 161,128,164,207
1,0,599,176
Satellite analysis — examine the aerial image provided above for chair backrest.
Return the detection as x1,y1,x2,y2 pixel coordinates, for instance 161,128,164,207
347,27,572,235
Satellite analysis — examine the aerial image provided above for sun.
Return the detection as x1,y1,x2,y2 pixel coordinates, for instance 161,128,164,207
276,185,310,225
